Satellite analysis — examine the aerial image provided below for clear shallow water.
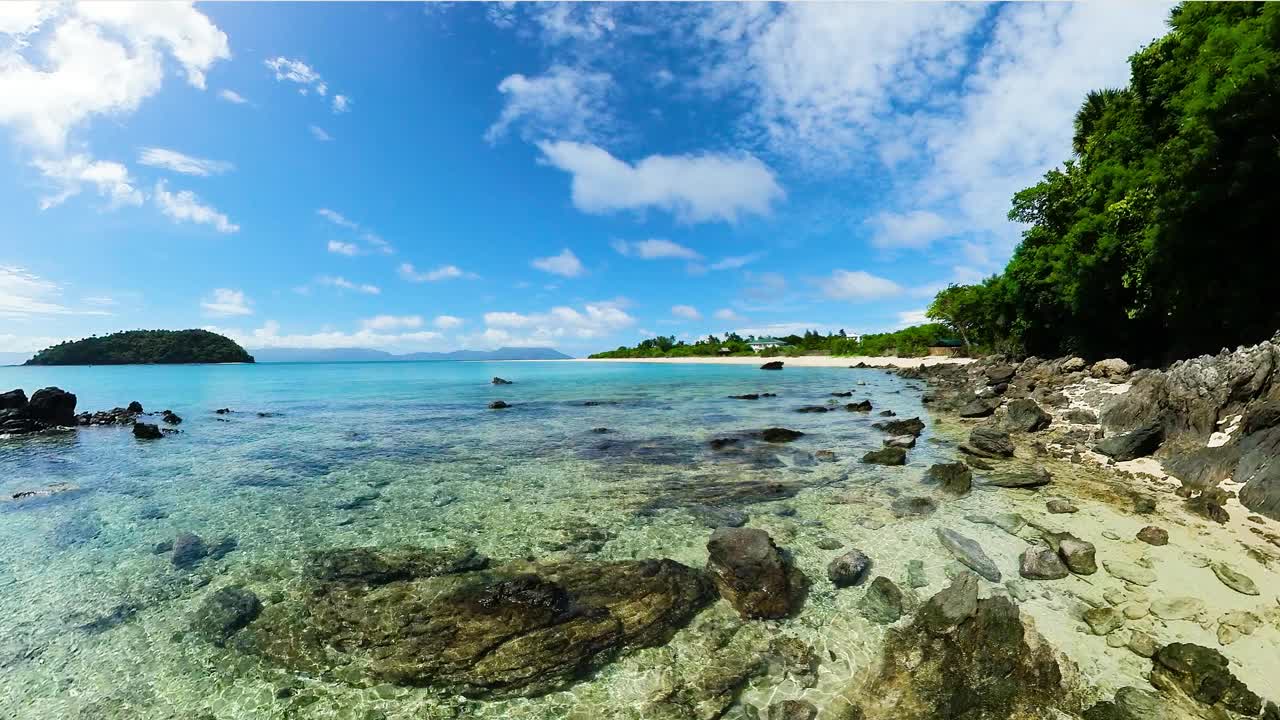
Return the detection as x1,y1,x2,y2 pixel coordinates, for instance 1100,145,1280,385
1,361,1276,719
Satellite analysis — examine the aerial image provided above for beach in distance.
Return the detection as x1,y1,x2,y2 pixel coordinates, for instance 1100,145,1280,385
567,355,973,368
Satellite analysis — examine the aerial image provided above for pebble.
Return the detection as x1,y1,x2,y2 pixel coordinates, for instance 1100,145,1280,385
1084,607,1124,635
1046,499,1079,514
1106,631,1129,648
1127,631,1157,658
1102,531,1121,541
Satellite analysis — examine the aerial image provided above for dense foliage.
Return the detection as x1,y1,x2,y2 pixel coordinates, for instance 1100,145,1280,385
926,4,1280,365
589,325,953,359
26,330,255,365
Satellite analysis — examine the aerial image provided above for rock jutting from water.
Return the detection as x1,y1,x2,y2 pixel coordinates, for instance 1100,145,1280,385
923,462,972,495
706,527,803,619
861,446,907,466
960,426,1015,459
827,548,871,588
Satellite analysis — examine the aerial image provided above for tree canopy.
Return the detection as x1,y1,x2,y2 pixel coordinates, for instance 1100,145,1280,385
26,330,255,365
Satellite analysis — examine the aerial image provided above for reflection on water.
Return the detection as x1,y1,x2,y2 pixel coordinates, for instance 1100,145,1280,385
1,361,1276,719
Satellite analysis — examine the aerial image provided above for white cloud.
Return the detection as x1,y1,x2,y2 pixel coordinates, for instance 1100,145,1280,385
611,238,701,261
486,65,614,144
897,308,929,326
476,301,634,346
201,288,252,317
327,240,359,256
361,314,423,331
869,210,950,250
0,266,110,318
536,141,783,224
735,322,838,338
531,248,585,278
714,308,742,322
309,125,333,142
154,180,238,233
213,320,445,351
819,270,903,301
317,208,358,229
218,88,247,104
399,263,477,282
671,304,701,321
710,252,765,271
0,334,66,354
265,56,326,95
332,94,351,113
33,154,143,209
317,276,380,295
138,147,233,176
433,315,464,329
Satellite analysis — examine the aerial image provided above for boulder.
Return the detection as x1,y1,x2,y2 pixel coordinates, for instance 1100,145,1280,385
1095,421,1164,461
936,528,1001,582
958,398,997,418
872,417,925,437
862,447,907,466
985,467,1052,488
1136,526,1168,546
25,387,77,426
1090,358,1131,378
132,422,163,439
1046,499,1078,514
1060,357,1086,373
171,532,208,568
827,548,872,588
488,400,511,409
0,389,27,410
491,377,513,385
126,400,144,413
1055,535,1097,575
858,576,905,624
985,365,1016,385
193,586,262,646
759,428,803,443
706,528,801,619
1019,546,1068,580
760,361,784,370
794,405,829,413
161,410,182,425
884,435,916,449
1063,408,1099,424
923,462,972,495
960,427,1014,458
845,399,873,412
307,545,488,585
1003,399,1051,432
1151,643,1262,716
767,700,817,720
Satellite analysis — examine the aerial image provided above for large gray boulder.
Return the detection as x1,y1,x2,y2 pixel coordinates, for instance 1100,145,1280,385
706,528,802,619
936,528,1001,582
25,387,77,426
960,427,1014,459
1095,421,1165,461
1003,398,1051,433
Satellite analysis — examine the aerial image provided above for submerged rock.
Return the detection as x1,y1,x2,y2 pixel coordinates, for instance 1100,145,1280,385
889,496,937,518
240,557,714,699
1151,643,1262,716
935,528,1001,582
307,545,488,585
862,447,907,466
488,400,511,409
960,427,1014,458
193,586,262,646
132,422,163,439
758,428,804,443
767,699,817,720
794,405,829,413
858,576,905,625
706,528,801,619
827,548,872,588
872,417,925,437
171,532,208,568
923,462,972,495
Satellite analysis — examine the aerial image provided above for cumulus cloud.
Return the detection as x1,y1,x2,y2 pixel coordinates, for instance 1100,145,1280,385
399,263,477,282
138,147,233,176
362,315,423,331
897,308,929,326
611,238,701,261
671,304,701,321
818,270,902,301
154,180,238,233
265,56,326,95
317,276,380,295
868,210,950,250
537,141,783,224
531,248,585,278
487,65,614,144
200,288,252,317
433,315,464,329
476,301,634,347
332,94,351,113
33,155,144,209
212,320,445,351
327,240,359,256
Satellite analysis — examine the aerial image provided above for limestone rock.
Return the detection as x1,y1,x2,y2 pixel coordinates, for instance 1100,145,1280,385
960,427,1014,459
1095,421,1165,461
1211,562,1259,595
1004,398,1052,433
1150,597,1204,621
936,528,1001,582
1103,560,1156,586
1084,607,1124,635
707,528,801,619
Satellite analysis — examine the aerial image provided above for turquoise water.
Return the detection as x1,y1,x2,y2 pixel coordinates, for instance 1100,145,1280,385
8,361,1270,719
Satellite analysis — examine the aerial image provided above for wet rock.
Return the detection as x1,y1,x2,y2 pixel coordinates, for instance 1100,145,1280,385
161,409,182,425
491,377,513,385
861,447,906,466
132,422,163,439
707,528,801,619
795,406,830,415
814,536,843,550
815,450,836,462
960,427,1014,459
1046,499,1078,514
1095,421,1165,461
958,398,997,418
1136,526,1168,546
307,545,489,585
193,586,262,646
488,400,511,409
1084,607,1124,635
845,399,873,412
1103,560,1156,586
882,435,916,449
889,496,937,518
26,387,77,426
985,466,1052,488
0,388,27,410
1211,562,1259,595
878,409,896,417
171,532,208,568
936,528,1000,582
768,635,818,689
242,557,714,699
761,361,784,370
967,513,1027,537
906,560,928,589
214,407,232,414
858,576,904,624
872,417,925,437
923,462,972,496
1004,398,1052,432
1019,545,1068,580
689,505,749,529
828,548,872,588
918,571,979,633
1151,643,1262,716
126,400,143,413
708,437,740,451
590,427,611,434
334,491,379,510
767,699,817,720
759,428,803,443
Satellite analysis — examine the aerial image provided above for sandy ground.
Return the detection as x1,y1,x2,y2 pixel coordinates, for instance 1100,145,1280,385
566,355,974,368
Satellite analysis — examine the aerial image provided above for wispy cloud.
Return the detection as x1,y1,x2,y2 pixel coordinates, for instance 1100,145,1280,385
154,181,238,233
398,263,478,282
486,65,614,144
138,147,233,177
671,304,701,321
531,248,585,278
317,276,380,294
327,240,359,256
266,57,327,95
309,125,333,142
611,238,701,260
332,94,352,113
317,209,393,254
200,288,252,317
218,89,248,104
0,266,110,318
818,270,902,301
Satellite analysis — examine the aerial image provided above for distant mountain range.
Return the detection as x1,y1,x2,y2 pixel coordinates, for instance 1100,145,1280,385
247,346,574,363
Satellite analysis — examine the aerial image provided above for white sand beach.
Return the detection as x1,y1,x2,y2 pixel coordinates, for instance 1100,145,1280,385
569,355,973,368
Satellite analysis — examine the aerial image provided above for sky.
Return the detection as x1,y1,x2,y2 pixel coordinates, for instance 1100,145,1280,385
0,1,1174,357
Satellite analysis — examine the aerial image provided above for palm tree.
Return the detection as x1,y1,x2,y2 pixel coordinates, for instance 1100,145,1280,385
1072,88,1125,156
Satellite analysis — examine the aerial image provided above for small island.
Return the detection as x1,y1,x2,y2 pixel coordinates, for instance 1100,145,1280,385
25,330,255,366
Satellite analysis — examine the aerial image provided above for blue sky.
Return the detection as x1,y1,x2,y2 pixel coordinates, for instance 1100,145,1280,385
0,2,1172,356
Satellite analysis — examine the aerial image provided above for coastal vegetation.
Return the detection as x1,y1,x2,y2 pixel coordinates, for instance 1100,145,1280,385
925,3,1280,364
25,330,254,366
587,325,954,359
